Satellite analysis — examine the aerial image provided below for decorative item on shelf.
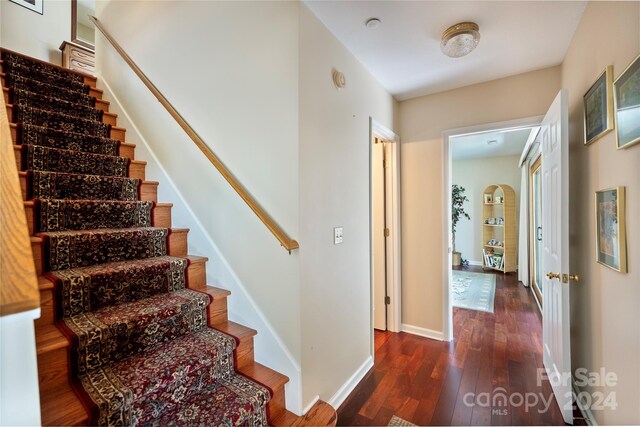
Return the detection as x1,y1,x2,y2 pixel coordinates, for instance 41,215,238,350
8,0,42,14
484,193,493,204
595,186,627,273
482,184,516,273
451,184,471,267
584,65,614,145
613,54,640,149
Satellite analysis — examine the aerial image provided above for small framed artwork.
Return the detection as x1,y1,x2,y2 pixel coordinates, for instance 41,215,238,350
483,194,493,204
583,65,614,145
8,0,43,14
595,187,627,273
614,54,640,149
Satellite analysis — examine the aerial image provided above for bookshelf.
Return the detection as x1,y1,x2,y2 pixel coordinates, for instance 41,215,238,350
481,184,517,273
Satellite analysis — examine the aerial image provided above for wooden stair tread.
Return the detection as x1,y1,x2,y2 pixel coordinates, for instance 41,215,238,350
205,285,231,299
238,360,288,391
38,275,54,290
130,159,146,165
272,401,337,427
39,381,89,426
186,254,208,264
35,324,68,354
213,320,257,340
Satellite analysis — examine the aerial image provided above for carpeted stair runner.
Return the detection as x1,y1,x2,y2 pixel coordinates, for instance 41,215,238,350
28,171,140,201
3,50,271,426
11,88,104,121
17,124,120,155
15,105,111,137
37,199,153,231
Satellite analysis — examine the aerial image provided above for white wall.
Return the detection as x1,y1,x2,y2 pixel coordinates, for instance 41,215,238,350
95,0,398,414
452,155,521,264
298,4,397,406
0,310,41,426
95,0,303,411
0,0,70,64
562,1,640,424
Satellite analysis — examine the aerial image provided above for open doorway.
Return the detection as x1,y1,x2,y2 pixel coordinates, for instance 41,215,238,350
370,120,401,338
442,116,543,341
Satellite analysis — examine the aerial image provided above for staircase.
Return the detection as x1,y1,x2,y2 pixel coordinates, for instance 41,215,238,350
1,48,336,427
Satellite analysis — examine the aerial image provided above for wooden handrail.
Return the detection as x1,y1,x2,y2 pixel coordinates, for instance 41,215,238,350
90,16,299,253
0,74,40,316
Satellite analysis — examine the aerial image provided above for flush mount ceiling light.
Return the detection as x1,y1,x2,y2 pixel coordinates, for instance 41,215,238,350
365,18,382,29
440,22,480,58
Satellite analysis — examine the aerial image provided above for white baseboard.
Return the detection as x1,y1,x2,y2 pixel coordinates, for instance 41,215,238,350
401,323,444,341
572,383,598,425
468,260,483,266
328,356,373,409
302,395,320,415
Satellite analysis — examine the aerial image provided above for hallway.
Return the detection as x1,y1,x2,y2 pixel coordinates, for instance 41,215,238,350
337,267,567,425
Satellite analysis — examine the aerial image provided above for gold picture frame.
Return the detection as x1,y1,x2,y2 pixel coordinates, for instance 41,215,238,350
614,54,640,149
595,187,627,273
583,65,614,145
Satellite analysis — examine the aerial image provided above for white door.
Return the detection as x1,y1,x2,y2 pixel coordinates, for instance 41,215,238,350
541,90,573,424
373,139,388,330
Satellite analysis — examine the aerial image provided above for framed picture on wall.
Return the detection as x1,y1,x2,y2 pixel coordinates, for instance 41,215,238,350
8,0,43,14
583,65,614,145
614,54,640,149
595,187,627,273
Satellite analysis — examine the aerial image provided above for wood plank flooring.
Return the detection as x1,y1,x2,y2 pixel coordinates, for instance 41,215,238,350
337,267,569,426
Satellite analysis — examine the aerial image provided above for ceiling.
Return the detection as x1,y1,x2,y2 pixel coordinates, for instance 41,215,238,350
451,127,533,161
305,1,586,100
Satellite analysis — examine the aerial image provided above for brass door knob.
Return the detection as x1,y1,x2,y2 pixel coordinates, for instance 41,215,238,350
567,274,580,282
547,272,561,280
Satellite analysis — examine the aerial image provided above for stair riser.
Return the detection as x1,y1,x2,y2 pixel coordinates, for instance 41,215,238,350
5,105,117,127
18,173,158,202
12,142,135,162
208,297,228,325
30,230,187,275
38,346,70,396
235,336,254,370
22,203,171,236
268,385,286,422
186,260,206,291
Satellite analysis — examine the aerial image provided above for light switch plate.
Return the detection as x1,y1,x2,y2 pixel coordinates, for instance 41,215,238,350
334,227,344,245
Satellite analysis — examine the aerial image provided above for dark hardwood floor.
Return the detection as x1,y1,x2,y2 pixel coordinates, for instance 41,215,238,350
337,266,569,426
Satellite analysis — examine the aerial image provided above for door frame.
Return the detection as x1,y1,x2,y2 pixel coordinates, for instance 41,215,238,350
369,118,402,346
529,154,544,310
442,116,543,341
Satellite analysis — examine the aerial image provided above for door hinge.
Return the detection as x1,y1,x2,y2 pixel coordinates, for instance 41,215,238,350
383,160,389,169
384,228,390,237
385,296,391,305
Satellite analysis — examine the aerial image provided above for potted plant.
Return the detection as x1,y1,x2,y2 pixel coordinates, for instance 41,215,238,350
452,184,471,266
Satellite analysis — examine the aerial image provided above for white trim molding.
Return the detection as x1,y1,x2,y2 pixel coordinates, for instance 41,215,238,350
441,115,544,343
572,382,598,425
401,323,444,341
328,356,374,409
